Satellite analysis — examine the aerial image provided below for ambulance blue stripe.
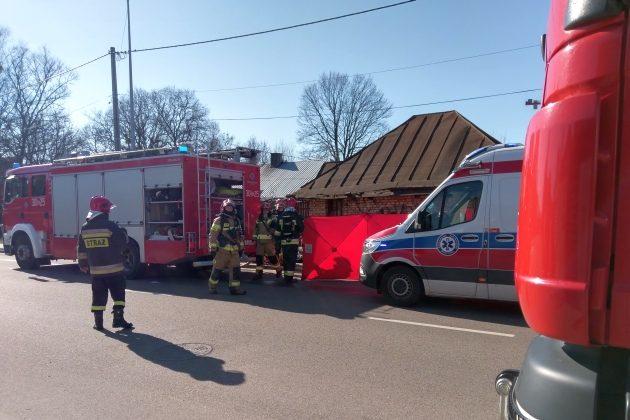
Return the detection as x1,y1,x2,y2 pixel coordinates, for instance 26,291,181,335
376,238,414,251
376,232,517,251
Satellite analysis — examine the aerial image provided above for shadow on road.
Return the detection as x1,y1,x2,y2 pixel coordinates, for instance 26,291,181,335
12,263,526,327
409,297,527,328
102,329,245,384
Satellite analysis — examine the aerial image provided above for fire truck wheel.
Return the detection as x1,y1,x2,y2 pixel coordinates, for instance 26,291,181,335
14,235,40,270
383,265,424,307
121,240,143,279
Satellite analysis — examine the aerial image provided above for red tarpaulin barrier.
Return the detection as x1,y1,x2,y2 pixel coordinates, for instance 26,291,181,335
302,214,407,280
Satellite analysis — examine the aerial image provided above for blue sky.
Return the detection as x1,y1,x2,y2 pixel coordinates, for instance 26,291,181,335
1,1,550,154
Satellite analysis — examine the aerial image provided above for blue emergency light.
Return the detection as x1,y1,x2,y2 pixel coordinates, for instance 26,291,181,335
12,162,20,169
178,145,189,153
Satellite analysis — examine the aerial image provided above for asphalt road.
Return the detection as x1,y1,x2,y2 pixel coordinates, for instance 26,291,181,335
0,254,536,420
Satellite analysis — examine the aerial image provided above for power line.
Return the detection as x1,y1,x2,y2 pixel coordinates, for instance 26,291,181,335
131,0,417,53
196,44,539,93
34,2,416,84
68,95,112,115
391,88,541,109
212,88,542,121
65,43,540,115
44,53,109,82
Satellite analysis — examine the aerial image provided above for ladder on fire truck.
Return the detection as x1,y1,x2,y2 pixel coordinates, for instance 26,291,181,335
195,146,259,256
54,147,184,165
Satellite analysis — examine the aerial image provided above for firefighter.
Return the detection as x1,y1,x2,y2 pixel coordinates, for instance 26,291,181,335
271,198,286,277
208,198,246,295
77,196,133,331
253,201,280,280
270,197,304,285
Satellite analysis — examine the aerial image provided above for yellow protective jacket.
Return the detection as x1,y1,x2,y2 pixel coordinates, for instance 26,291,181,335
253,214,273,243
209,212,244,252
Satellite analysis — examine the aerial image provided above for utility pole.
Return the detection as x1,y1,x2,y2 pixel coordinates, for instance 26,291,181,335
127,0,136,150
109,47,121,151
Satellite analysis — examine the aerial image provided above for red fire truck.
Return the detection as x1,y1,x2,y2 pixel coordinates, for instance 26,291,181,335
2,146,261,277
496,1,630,419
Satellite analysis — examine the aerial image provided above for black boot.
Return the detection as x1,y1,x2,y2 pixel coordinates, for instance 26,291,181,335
253,271,263,281
229,287,247,295
112,308,134,329
93,311,104,331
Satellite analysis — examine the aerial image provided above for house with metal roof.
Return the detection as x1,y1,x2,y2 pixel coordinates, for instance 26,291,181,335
294,111,500,216
260,153,327,202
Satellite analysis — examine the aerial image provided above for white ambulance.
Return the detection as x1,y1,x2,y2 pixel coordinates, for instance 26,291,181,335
360,143,523,306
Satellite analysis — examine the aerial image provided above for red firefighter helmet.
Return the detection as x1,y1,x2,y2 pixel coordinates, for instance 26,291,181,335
285,197,297,209
222,198,235,210
275,198,286,211
89,196,115,213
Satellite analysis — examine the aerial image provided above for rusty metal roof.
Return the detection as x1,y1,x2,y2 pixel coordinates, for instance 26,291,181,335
295,111,500,199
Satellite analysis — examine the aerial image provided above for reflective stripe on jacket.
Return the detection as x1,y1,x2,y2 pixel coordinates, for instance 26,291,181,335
253,216,273,241
77,214,127,277
209,213,244,252
270,210,304,246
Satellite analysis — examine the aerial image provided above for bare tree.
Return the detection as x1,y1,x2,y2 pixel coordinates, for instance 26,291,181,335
0,40,77,164
154,87,219,151
242,136,271,164
272,140,297,161
297,72,392,161
83,87,228,153
0,28,11,154
119,88,161,150
29,111,87,162
77,110,114,153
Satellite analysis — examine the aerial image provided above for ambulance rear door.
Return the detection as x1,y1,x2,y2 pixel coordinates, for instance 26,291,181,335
484,151,521,301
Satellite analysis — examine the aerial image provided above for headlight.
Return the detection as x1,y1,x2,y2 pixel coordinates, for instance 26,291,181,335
363,240,381,254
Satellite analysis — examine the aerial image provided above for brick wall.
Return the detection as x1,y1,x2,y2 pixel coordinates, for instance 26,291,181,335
303,195,429,216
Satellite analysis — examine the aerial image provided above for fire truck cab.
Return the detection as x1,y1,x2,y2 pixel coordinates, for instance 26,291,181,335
2,147,261,277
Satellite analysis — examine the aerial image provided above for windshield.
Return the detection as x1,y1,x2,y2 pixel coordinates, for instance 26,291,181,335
4,175,28,203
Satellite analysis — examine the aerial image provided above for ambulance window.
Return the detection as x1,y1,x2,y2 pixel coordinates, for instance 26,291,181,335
32,175,46,196
421,191,444,231
419,181,482,231
440,181,482,229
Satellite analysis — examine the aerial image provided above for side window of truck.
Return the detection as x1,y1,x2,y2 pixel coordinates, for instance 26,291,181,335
417,181,483,231
31,175,46,196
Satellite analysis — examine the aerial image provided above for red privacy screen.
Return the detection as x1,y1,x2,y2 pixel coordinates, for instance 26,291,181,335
302,214,406,280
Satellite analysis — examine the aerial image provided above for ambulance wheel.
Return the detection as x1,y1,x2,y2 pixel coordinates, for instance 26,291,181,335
14,235,39,270
122,240,143,279
383,266,424,307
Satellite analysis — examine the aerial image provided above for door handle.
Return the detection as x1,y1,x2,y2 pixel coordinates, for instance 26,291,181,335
495,234,515,242
461,234,479,242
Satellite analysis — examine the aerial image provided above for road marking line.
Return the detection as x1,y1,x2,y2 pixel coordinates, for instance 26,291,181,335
127,289,175,297
367,316,515,338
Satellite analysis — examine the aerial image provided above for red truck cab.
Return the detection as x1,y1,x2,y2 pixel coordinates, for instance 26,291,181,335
496,1,630,419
